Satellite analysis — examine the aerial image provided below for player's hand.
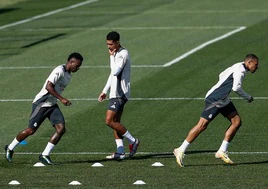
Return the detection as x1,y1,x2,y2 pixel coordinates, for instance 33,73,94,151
61,98,72,106
108,48,116,56
248,96,254,103
98,92,106,102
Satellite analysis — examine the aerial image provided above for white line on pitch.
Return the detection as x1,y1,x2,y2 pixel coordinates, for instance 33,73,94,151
1,97,268,102
0,65,163,70
0,0,98,30
163,26,247,67
130,97,268,100
0,151,267,155
0,0,247,70
144,10,268,14
7,26,243,31
82,26,242,31
0,27,247,69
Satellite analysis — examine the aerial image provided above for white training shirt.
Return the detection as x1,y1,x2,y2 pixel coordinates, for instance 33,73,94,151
102,47,131,99
33,64,71,107
205,62,252,108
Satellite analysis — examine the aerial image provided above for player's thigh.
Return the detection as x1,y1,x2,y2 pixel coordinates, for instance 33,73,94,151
107,98,128,113
201,103,220,121
48,105,65,126
220,102,238,119
106,98,127,122
220,102,241,126
28,104,49,129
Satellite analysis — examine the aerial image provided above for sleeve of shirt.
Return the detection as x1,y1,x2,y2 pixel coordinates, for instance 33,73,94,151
102,74,112,94
110,52,127,76
47,66,63,84
232,71,251,100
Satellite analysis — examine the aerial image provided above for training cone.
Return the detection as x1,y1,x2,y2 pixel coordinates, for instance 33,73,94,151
133,180,146,185
34,162,45,167
9,180,20,185
92,162,104,167
151,162,164,167
69,181,82,185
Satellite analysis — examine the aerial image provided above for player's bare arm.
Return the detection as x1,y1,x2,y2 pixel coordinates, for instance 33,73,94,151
46,81,71,106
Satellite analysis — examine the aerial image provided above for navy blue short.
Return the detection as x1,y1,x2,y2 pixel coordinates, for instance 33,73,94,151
201,101,237,121
108,98,128,112
28,104,65,129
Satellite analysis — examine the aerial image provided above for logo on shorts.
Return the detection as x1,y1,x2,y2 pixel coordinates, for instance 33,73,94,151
208,114,213,119
33,122,38,127
110,102,116,109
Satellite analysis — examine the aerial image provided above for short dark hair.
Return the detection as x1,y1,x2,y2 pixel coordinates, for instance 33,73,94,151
244,54,258,61
106,31,120,41
68,52,83,62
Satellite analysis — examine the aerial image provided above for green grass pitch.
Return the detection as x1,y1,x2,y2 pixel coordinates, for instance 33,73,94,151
0,0,267,188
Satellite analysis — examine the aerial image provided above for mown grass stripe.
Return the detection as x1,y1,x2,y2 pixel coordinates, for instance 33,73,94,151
0,0,98,30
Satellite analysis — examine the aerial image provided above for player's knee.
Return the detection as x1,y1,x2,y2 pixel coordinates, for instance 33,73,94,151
105,118,113,126
26,128,37,136
62,128,66,135
58,127,66,135
238,119,242,127
233,118,242,128
197,119,209,131
55,124,66,135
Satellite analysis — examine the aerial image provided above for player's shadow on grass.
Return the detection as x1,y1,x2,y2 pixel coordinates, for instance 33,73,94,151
55,150,216,165
186,160,268,167
56,158,113,165
129,150,217,160
235,160,268,165
55,150,268,166
0,8,19,14
129,150,268,167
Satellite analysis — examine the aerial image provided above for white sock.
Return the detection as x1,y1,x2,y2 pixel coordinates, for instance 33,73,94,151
8,138,20,151
42,142,55,156
115,139,124,154
122,130,136,144
219,140,230,152
178,140,190,153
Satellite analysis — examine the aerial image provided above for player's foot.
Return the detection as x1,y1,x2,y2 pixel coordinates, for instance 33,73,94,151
4,145,14,162
173,148,185,167
106,152,126,160
129,139,140,157
39,155,53,165
215,150,234,164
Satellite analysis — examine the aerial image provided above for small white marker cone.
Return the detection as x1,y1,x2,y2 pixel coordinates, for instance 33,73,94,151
9,180,20,185
33,162,45,167
92,162,104,167
69,181,81,185
151,162,164,167
133,180,146,185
